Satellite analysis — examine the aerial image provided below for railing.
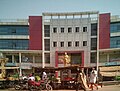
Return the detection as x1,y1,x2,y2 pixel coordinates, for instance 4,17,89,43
0,19,28,22
0,19,28,25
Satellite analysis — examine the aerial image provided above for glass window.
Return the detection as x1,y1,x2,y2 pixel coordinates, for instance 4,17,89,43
75,41,79,47
0,25,29,35
45,39,50,51
0,39,29,50
71,53,81,64
68,27,72,33
14,55,19,63
53,27,57,33
75,27,79,32
68,41,72,47
116,40,120,45
44,25,50,37
60,42,64,47
110,36,120,48
45,53,50,63
91,38,97,50
53,41,57,47
91,23,97,36
61,27,64,33
99,54,107,63
6,55,12,63
11,28,16,34
83,27,87,32
90,52,97,63
83,41,87,46
35,55,42,63
110,22,120,33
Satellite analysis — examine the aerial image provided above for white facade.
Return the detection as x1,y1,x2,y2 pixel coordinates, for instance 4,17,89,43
43,11,99,67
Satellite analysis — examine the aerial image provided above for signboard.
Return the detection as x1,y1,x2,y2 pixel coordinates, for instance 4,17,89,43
20,63,32,69
104,62,117,66
5,63,17,67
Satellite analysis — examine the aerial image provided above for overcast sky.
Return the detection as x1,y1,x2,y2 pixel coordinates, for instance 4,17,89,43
0,0,120,19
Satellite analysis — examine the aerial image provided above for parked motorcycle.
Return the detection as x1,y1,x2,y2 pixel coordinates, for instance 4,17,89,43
40,79,53,91
28,79,42,91
14,79,28,90
28,79,52,91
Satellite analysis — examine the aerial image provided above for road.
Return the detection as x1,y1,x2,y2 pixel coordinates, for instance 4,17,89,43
0,85,120,91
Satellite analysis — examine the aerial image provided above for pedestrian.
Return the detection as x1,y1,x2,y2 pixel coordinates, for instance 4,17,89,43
22,74,27,80
89,67,98,90
42,71,47,81
28,73,35,81
76,68,90,91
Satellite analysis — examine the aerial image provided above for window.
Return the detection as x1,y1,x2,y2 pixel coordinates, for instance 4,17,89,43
14,55,19,63
53,42,57,47
45,39,50,51
75,41,79,47
83,41,87,46
68,27,72,33
90,52,97,63
75,27,79,32
83,27,87,32
53,27,57,33
0,25,29,35
6,55,12,63
44,25,50,37
110,36,120,48
71,53,82,64
116,40,120,45
68,41,72,47
91,38,97,50
60,42,64,47
91,23,97,36
61,27,64,33
12,42,16,48
45,53,50,63
0,39,28,50
11,28,16,33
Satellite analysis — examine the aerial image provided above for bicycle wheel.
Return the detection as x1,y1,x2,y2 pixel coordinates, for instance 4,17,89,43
46,84,52,91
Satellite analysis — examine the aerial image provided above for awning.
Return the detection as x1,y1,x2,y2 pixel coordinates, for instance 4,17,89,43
0,67,19,69
100,72,120,77
99,66,120,77
99,66,120,72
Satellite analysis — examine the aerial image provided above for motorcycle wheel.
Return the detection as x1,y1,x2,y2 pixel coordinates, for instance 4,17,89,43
29,85,35,91
14,85,21,90
37,85,42,91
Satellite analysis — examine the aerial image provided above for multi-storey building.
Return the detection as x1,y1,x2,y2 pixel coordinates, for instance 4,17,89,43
0,11,120,76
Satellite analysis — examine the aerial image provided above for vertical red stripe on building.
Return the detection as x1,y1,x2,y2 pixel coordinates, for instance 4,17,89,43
81,51,84,66
55,51,58,78
99,13,110,49
55,51,58,67
29,16,42,50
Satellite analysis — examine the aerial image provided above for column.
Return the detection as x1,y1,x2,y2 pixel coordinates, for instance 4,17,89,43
19,53,22,76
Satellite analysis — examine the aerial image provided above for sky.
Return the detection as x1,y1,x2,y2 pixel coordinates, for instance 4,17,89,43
0,0,120,19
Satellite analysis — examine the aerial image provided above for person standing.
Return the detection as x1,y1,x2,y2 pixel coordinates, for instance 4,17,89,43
28,73,35,81
42,72,47,81
89,67,98,90
76,68,90,91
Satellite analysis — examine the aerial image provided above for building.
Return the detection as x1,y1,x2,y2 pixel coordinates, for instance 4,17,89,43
0,11,120,76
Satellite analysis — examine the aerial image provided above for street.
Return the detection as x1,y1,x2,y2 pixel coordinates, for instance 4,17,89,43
0,85,120,91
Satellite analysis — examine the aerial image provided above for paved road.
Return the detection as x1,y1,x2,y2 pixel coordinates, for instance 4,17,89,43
0,85,120,91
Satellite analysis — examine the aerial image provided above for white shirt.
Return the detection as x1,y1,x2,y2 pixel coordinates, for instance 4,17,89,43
90,70,97,83
28,76,35,81
42,72,47,80
22,76,27,80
